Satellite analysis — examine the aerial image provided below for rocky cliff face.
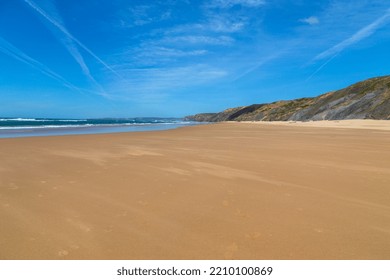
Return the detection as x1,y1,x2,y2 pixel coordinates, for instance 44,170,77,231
185,75,390,122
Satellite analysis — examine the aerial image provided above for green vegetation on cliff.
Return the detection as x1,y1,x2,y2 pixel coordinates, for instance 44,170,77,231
185,76,390,122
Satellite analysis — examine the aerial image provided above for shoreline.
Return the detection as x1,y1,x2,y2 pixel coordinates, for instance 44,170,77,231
1,119,389,140
0,121,389,259
0,122,197,139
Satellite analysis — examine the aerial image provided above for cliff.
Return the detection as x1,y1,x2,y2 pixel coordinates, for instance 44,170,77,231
184,75,390,122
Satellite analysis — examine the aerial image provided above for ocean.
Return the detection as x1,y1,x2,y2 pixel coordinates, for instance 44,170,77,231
0,117,197,138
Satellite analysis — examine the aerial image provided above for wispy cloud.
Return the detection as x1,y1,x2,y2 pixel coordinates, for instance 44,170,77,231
314,8,390,61
163,15,247,35
23,0,120,79
128,5,155,26
118,45,208,67
140,46,207,57
108,0,267,98
133,46,207,61
107,65,227,100
299,16,319,25
0,36,80,92
209,0,266,8
118,3,172,28
162,35,234,45
206,15,247,33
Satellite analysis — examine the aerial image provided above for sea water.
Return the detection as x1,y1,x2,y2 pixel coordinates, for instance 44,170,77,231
0,117,197,138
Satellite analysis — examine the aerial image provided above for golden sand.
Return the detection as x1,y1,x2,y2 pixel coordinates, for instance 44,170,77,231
0,121,389,259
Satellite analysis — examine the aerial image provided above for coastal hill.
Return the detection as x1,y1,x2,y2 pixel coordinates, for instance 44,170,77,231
185,75,390,122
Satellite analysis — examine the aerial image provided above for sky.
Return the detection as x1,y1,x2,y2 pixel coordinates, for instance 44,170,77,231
0,0,390,118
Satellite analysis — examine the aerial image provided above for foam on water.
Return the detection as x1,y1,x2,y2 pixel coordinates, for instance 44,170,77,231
0,117,198,138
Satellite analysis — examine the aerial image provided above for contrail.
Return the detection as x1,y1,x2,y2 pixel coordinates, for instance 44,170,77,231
315,8,390,61
307,8,390,80
0,36,80,92
306,53,339,82
233,52,282,82
53,25,110,96
23,0,121,78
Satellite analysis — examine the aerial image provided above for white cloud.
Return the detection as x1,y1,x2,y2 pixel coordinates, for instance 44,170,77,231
129,5,153,25
207,16,246,32
163,14,247,35
143,47,207,57
163,35,234,45
119,4,172,28
300,16,319,25
106,65,227,99
210,0,266,8
126,46,208,65
107,0,268,99
144,47,207,59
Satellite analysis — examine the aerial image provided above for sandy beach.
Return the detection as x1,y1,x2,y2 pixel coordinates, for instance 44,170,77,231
0,121,389,260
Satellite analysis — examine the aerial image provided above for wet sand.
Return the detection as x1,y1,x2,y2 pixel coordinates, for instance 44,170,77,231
0,121,389,259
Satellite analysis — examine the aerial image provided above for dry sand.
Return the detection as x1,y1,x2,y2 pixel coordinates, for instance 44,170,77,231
0,121,389,259
241,119,390,130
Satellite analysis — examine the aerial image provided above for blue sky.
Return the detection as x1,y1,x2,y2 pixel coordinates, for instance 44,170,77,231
0,0,389,118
